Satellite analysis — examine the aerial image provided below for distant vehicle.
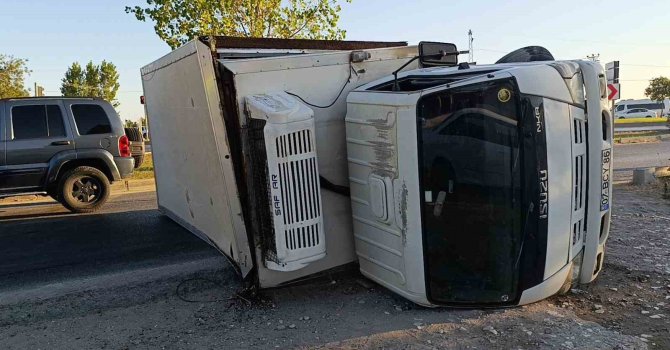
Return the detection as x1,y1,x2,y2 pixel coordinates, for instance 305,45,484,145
0,97,134,212
141,126,149,140
617,108,658,119
124,127,146,168
615,99,669,117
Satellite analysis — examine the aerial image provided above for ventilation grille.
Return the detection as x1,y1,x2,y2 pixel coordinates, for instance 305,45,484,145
276,129,313,158
571,116,587,253
277,154,322,250
573,154,585,211
572,219,583,246
273,128,322,253
573,119,585,144
284,224,320,250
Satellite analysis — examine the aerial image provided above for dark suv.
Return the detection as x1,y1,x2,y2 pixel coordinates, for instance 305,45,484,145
0,97,134,212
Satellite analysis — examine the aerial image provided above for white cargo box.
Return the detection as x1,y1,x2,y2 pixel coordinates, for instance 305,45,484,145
141,37,416,287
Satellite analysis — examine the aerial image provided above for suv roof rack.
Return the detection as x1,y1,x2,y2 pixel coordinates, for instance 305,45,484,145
0,96,101,102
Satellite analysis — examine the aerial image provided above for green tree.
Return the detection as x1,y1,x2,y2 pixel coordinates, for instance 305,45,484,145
100,61,120,106
84,62,101,97
0,54,31,98
126,0,352,49
124,119,138,128
644,77,670,102
61,60,120,108
60,62,85,97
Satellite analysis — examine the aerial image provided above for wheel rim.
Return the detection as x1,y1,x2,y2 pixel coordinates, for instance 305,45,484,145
71,176,102,204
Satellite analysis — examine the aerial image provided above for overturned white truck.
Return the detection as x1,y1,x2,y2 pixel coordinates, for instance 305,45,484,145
141,37,612,307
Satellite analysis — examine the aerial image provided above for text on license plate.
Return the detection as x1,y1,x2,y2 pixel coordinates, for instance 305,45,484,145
601,149,611,211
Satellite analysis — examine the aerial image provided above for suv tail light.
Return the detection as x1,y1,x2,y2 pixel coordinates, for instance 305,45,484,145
119,135,131,157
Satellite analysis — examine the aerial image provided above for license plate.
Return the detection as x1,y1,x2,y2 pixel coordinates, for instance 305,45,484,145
600,149,611,211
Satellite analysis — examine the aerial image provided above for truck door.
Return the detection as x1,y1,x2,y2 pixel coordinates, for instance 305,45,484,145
141,41,254,277
3,101,74,192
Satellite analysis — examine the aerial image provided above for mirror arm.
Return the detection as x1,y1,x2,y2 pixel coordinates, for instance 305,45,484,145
391,50,470,92
392,56,420,91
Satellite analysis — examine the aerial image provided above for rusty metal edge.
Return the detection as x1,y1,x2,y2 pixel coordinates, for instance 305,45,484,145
200,36,408,51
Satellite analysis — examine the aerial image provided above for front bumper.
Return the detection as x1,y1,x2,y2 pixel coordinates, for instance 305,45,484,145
114,157,135,180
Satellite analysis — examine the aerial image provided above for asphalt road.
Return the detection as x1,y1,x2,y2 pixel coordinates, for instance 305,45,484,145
614,141,670,170
0,191,219,292
614,121,667,129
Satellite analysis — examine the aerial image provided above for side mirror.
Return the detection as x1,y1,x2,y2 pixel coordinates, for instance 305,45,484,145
419,41,461,67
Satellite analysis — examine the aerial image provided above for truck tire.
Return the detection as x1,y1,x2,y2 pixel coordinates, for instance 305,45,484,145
133,154,144,169
58,166,111,213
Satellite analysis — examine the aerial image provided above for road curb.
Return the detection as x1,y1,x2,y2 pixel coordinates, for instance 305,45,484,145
0,179,156,205
111,178,156,192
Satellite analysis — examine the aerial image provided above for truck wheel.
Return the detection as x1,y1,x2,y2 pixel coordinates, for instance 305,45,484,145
133,154,145,169
58,166,110,213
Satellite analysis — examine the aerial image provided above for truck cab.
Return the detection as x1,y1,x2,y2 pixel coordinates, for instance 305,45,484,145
345,57,613,306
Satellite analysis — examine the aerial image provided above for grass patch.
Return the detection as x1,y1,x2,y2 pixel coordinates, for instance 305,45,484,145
614,117,667,124
131,153,155,179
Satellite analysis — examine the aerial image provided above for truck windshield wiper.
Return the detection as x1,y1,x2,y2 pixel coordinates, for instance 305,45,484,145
514,201,535,270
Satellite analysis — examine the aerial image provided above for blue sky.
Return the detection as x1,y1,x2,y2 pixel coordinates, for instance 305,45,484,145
2,0,669,120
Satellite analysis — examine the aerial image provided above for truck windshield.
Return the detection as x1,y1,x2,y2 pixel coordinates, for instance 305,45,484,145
417,79,523,305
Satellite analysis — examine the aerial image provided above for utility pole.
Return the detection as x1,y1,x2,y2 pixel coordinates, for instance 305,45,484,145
33,83,44,96
468,29,474,63
586,53,600,62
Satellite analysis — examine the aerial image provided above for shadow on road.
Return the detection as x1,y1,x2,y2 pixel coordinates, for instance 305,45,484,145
0,208,219,290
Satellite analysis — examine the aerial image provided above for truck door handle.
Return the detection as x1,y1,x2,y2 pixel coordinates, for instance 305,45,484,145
51,140,72,146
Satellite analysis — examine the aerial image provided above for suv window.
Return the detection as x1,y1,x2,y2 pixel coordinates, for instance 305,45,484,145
72,104,112,135
615,105,625,111
11,104,67,140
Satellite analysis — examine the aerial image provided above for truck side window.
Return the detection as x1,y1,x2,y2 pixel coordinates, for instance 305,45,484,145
11,105,66,140
72,104,112,135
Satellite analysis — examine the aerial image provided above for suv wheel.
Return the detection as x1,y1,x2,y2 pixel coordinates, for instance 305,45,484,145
58,166,110,213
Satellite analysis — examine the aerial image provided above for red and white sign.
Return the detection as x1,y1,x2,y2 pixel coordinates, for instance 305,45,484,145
607,83,620,100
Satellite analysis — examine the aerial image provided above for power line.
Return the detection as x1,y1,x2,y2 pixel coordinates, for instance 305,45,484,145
476,48,509,53
500,33,670,48
620,63,670,68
